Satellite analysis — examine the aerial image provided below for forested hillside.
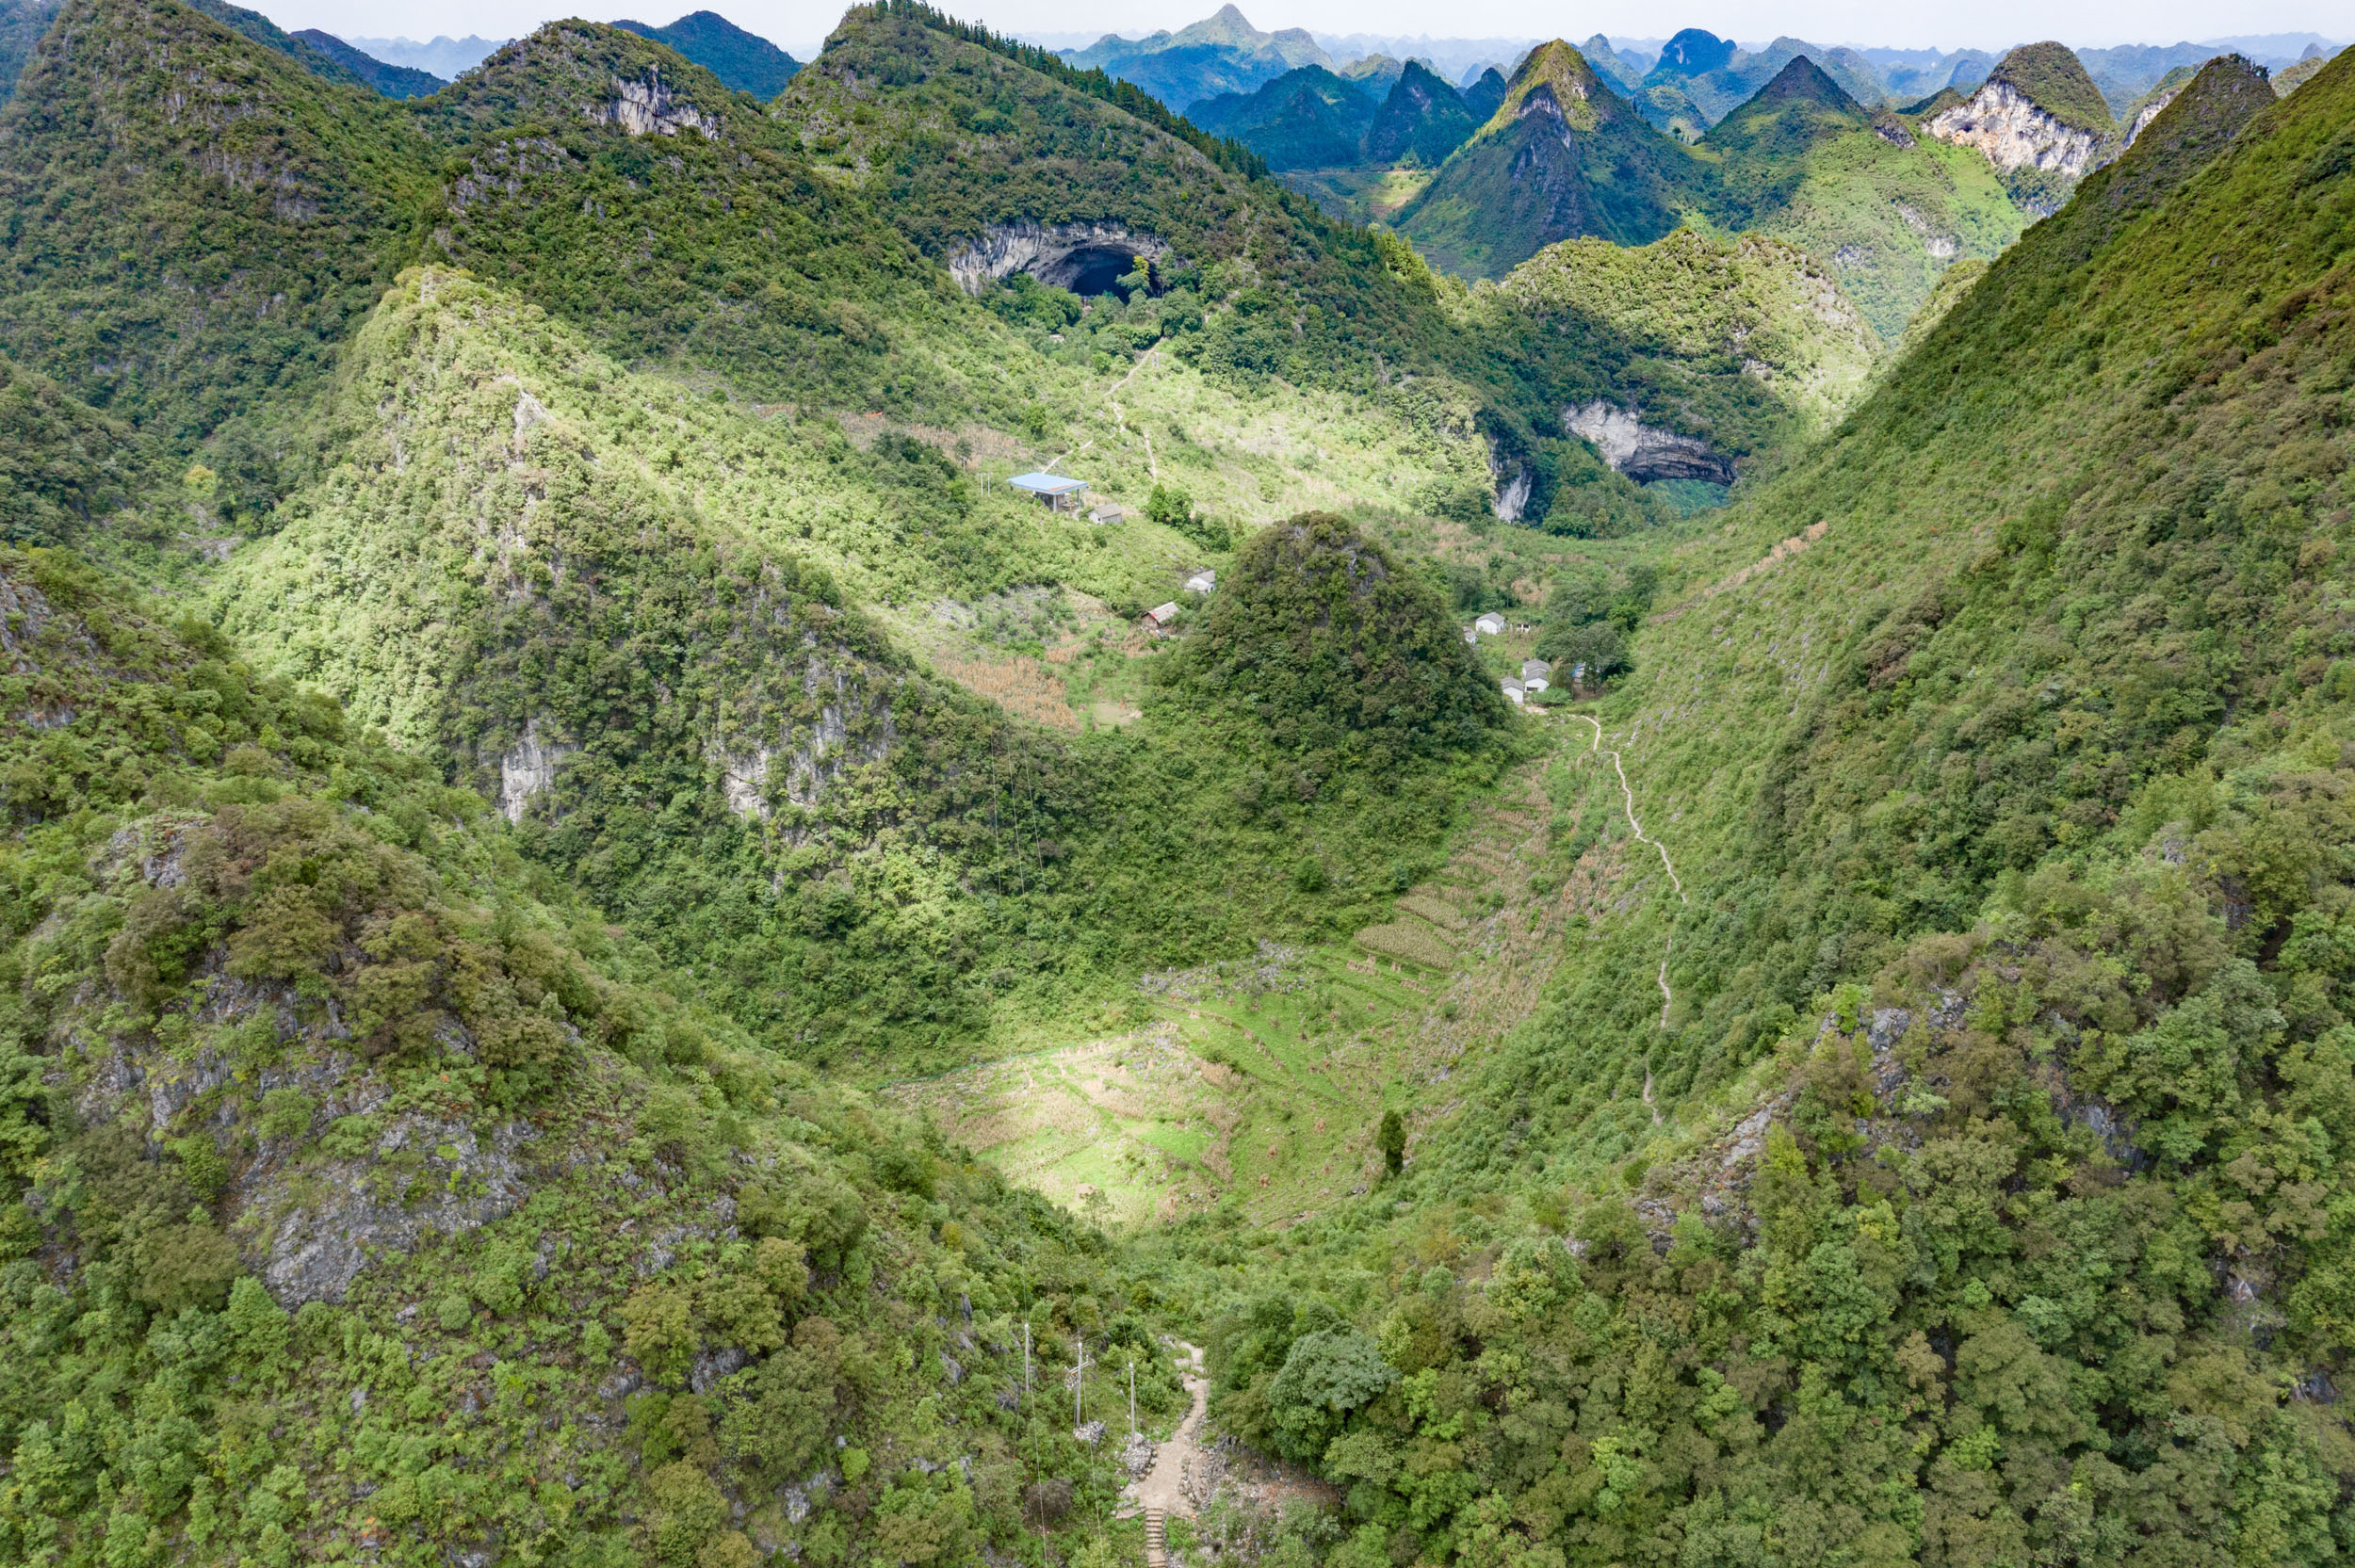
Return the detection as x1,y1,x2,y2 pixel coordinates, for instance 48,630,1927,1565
1,1,2351,1565
0,544,1178,1564
1159,47,2355,1567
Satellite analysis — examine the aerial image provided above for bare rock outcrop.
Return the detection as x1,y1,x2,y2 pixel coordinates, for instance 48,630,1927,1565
593,67,720,138
945,221,1177,296
1564,402,1736,485
1925,80,2106,177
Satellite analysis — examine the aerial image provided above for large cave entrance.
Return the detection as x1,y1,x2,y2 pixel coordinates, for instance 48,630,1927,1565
1037,245,1156,299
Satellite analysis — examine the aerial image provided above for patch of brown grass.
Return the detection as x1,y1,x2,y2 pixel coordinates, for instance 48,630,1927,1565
937,655,1081,731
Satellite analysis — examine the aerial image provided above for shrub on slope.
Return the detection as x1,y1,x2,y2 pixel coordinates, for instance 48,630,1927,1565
0,0,430,444
1164,48,2355,1568
0,545,1171,1564
1164,511,1508,769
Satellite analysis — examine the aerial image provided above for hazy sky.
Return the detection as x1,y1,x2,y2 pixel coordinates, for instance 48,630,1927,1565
271,0,2345,60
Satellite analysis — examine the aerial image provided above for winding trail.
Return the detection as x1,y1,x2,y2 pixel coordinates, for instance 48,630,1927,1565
1107,348,1161,480
1573,716,1686,1106
1125,1342,1207,1567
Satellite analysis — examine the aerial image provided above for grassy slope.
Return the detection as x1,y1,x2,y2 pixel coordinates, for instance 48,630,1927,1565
0,545,1176,1567
1700,63,2026,342
1148,48,2355,1564
1404,42,2027,340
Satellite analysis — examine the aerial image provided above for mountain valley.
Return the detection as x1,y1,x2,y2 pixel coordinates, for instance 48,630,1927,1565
0,2,2352,1565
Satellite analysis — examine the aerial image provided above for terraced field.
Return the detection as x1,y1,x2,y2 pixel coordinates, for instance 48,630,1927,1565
888,734,1664,1223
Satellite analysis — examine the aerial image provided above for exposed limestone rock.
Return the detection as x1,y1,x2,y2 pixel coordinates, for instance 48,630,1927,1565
497,719,575,824
1925,80,2107,176
1486,440,1532,522
248,1116,535,1305
2125,88,2183,146
1563,402,1735,485
713,656,899,823
594,68,720,139
945,220,1177,296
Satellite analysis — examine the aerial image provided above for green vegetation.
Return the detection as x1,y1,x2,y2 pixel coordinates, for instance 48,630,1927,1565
1364,61,1477,168
0,544,1177,1565
0,355,142,545
0,0,430,445
1985,40,2120,135
1393,40,2026,340
1165,512,1508,768
1135,46,2355,1567
1188,65,1377,170
7,3,2352,1564
612,9,801,98
1396,42,1702,275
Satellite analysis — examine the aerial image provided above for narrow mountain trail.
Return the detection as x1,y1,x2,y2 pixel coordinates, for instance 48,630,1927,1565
1573,715,1687,1084
1107,347,1161,479
1125,1342,1208,1567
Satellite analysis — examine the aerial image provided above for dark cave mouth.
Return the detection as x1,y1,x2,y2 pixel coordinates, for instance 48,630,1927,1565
1038,245,1157,299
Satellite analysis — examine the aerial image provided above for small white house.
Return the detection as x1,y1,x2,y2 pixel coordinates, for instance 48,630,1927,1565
1463,629,1478,646
1501,677,1526,705
1525,677,1549,693
1090,505,1125,525
1521,658,1551,682
1184,570,1215,594
1475,612,1507,637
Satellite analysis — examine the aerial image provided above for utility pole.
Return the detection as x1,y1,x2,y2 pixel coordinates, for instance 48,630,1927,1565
1129,1358,1136,1439
1075,1336,1084,1428
1022,1320,1031,1410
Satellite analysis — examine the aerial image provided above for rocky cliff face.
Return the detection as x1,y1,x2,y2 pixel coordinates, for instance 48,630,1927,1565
1926,79,2110,175
944,220,1178,295
1564,401,1736,484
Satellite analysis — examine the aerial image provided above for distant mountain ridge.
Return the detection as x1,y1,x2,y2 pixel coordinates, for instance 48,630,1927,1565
613,9,800,98
1063,3,1330,106
343,32,508,76
290,29,446,97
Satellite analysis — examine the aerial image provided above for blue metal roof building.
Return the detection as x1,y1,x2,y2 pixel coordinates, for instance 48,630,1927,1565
1007,472,1089,512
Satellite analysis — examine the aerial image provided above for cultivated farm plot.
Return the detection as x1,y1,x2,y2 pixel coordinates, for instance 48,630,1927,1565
892,739,1640,1225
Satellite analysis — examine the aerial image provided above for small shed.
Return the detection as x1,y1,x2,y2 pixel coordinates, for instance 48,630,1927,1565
1184,570,1215,594
1462,628,1479,646
1525,677,1549,693
1521,658,1551,682
1474,612,1506,637
1142,601,1180,632
1009,472,1089,512
1501,677,1526,705
1089,505,1125,525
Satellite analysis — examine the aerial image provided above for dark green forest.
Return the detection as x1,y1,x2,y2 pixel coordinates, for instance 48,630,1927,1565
0,2,2351,1565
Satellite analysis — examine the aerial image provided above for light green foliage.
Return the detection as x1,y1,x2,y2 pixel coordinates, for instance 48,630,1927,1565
0,546,1178,1564
1133,44,2355,1568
